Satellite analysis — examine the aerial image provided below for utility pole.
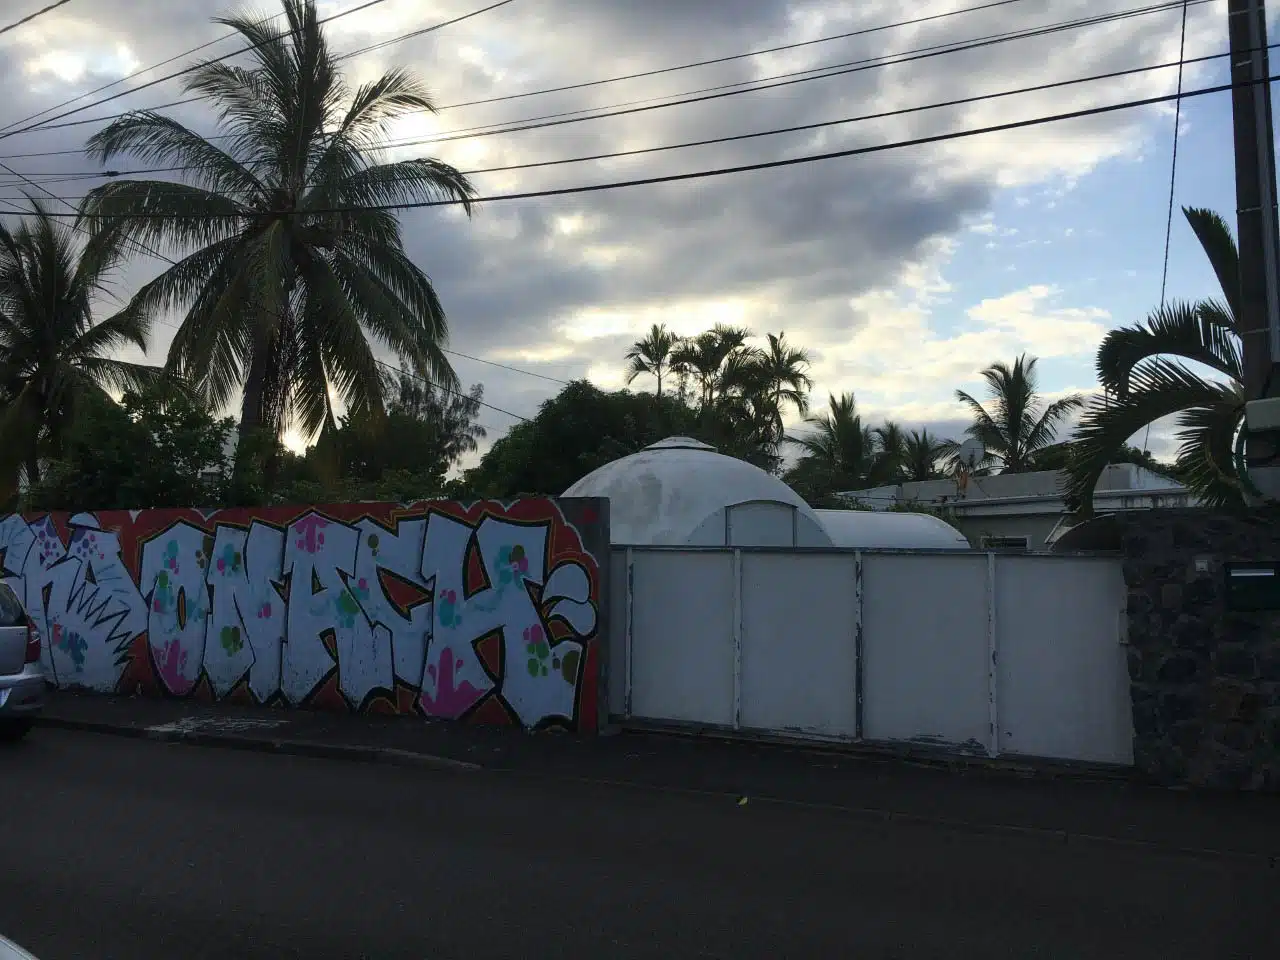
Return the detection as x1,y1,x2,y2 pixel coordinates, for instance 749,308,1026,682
1230,0,1280,500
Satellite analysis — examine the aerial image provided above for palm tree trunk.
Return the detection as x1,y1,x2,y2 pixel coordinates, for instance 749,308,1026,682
24,448,39,490
233,342,271,488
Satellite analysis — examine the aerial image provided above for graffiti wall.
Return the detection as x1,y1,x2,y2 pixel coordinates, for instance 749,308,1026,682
0,498,609,731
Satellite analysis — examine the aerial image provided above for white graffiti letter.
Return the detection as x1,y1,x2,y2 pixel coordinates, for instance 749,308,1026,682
283,512,391,706
420,513,590,726
352,518,431,688
140,521,212,695
204,522,286,699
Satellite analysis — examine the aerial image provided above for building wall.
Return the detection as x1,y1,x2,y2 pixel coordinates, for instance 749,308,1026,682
1118,509,1280,789
610,546,1133,765
949,514,1063,550
0,498,609,732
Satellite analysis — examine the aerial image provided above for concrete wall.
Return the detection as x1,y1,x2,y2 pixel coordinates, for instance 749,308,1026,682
1115,509,1280,789
949,514,1061,551
609,546,1133,765
0,499,610,732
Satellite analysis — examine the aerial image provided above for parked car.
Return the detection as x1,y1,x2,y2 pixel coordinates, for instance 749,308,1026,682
0,934,39,959
0,582,44,740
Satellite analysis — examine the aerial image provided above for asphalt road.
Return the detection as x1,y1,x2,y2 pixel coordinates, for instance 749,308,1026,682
3,730,1277,959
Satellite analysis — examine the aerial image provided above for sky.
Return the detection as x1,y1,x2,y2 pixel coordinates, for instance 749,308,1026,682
0,0,1266,471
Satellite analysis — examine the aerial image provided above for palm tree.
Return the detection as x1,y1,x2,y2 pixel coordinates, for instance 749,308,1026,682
624,323,681,396
956,354,1082,474
900,428,954,481
670,324,752,406
755,331,813,436
786,392,882,490
78,0,476,474
873,421,907,479
0,200,157,488
1066,207,1244,508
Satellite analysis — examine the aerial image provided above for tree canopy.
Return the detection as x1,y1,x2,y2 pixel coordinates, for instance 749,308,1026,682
79,0,475,477
459,380,705,497
27,382,232,511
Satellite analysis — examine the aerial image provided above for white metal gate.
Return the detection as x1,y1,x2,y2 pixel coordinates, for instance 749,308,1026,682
607,546,1133,766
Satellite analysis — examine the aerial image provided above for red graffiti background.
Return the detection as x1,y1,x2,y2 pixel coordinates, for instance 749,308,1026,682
14,498,605,732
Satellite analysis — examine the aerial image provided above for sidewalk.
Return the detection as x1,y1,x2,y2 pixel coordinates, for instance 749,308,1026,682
35,691,1280,863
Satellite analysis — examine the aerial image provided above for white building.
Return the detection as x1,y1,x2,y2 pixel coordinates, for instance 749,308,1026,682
840,463,1195,551
563,436,969,550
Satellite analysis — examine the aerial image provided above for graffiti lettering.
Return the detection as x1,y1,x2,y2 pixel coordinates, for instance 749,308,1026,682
0,499,607,730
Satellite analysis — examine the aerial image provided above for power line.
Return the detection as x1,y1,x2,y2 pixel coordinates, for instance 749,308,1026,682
0,0,72,37
1,0,1201,149
55,0,1216,158
0,166,556,411
0,6,285,135
0,0,1212,191
413,0,1037,113
335,0,518,61
440,349,568,384
1158,0,1190,307
18,0,1042,137
0,0,394,138
36,72,1275,220
0,183,561,401
372,0,1212,150
1146,0,1191,456
0,0,518,143
370,357,530,420
0,164,567,400
0,46,1247,199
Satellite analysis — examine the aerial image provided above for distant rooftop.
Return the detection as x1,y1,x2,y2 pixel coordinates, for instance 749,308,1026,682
840,463,1195,516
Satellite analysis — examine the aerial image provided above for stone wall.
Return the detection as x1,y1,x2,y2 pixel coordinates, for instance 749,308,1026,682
1117,509,1280,789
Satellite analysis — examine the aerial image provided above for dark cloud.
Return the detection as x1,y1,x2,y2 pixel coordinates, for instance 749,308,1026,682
0,0,1218,458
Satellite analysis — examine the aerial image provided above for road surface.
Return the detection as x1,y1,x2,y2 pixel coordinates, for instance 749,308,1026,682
2,729,1276,958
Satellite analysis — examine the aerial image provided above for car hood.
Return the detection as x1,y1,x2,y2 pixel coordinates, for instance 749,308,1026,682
0,936,38,959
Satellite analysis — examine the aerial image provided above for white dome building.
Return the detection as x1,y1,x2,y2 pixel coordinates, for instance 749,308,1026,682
563,437,834,547
813,509,970,551
564,437,971,550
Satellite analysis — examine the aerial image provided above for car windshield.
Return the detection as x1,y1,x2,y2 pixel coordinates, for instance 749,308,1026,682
0,584,25,628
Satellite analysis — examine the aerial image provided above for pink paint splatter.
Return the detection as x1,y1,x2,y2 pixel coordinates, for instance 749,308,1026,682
293,515,330,554
419,647,484,719
155,637,194,695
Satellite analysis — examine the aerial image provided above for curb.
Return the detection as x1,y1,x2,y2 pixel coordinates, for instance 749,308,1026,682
528,771,1279,868
34,715,483,773
618,720,1135,785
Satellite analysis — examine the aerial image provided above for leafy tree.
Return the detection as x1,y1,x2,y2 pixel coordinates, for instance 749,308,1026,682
0,200,158,492
956,354,1083,474
27,382,233,510
461,380,706,497
624,323,681,396
1066,207,1245,509
278,364,485,502
79,0,476,479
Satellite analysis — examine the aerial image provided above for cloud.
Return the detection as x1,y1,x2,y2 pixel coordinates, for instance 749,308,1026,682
0,0,1230,468
802,236,1109,407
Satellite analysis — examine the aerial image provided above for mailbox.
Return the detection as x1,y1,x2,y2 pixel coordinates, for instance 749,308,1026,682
1224,561,1280,611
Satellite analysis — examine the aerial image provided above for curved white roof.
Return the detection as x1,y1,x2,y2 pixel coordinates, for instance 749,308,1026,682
563,437,833,547
814,509,971,550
